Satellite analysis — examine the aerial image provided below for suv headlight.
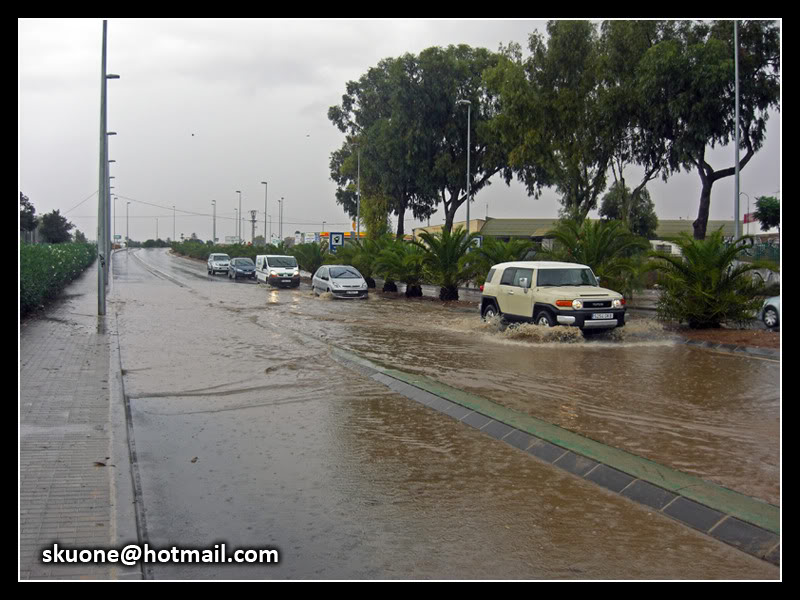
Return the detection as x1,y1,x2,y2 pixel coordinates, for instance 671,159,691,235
613,298,623,309
572,299,583,310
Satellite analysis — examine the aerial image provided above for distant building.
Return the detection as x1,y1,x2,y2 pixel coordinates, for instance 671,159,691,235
413,217,761,244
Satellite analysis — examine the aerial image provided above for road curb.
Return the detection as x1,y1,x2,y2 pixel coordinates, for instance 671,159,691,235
328,346,780,567
681,338,780,360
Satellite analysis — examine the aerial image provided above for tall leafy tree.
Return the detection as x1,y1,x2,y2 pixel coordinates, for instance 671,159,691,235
753,195,780,232
599,181,659,240
329,57,436,239
38,209,74,244
485,21,614,222
636,20,780,239
417,45,510,232
20,192,37,235
329,45,509,236
598,21,674,227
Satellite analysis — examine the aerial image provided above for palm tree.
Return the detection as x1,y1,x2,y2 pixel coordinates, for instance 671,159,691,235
463,236,536,286
290,241,328,275
539,219,649,295
650,229,775,329
325,234,392,289
413,227,476,301
374,239,427,297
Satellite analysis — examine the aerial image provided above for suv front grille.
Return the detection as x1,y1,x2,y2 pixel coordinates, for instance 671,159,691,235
581,300,612,309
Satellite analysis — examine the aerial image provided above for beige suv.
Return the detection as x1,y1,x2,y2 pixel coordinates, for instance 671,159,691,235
480,261,626,331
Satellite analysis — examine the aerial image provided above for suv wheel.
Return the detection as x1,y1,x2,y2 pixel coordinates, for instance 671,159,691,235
482,302,499,321
535,310,555,327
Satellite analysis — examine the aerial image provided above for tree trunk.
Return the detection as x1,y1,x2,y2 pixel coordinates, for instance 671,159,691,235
405,284,423,298
439,285,459,301
395,203,406,239
693,177,713,240
443,195,459,233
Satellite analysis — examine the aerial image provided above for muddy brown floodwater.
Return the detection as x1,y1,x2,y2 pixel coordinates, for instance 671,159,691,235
111,249,780,579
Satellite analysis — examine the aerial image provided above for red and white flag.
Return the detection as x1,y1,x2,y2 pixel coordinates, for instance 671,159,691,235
743,213,756,224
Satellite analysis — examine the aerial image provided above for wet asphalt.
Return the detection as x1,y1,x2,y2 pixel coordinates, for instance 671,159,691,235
110,249,780,579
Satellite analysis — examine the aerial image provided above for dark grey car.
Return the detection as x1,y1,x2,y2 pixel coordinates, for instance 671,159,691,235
228,257,256,280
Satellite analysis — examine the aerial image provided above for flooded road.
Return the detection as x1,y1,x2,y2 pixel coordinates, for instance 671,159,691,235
111,249,780,579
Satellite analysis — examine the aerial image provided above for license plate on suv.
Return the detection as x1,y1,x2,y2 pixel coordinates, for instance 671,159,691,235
592,313,613,319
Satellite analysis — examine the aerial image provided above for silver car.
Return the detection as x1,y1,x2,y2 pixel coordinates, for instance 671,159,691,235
760,296,780,329
312,265,368,298
207,253,230,275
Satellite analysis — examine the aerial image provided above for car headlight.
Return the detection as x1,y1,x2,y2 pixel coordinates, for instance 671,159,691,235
270,270,277,276
613,298,623,309
572,299,583,310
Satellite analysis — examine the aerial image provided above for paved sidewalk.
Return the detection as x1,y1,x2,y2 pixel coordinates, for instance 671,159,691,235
19,261,139,580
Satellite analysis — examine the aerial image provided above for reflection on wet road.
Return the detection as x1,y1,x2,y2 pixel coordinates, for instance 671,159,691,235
112,249,779,579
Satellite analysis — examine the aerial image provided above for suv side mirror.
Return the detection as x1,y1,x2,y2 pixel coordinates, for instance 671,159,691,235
518,277,528,289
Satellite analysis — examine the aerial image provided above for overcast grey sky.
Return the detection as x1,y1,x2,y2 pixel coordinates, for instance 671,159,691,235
19,18,781,243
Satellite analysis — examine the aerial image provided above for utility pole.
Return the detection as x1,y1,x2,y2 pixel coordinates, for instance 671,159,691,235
261,181,268,245
97,20,109,315
212,200,216,244
734,20,742,240
250,210,258,243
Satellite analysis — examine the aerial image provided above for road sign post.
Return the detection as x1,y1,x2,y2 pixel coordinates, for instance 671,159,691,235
330,232,344,254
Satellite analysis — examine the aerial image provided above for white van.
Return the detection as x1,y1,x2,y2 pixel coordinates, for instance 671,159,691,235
255,255,301,288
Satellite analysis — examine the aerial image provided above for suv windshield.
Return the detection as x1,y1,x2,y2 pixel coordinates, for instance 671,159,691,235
267,257,297,268
329,267,361,279
537,268,597,287
211,255,229,261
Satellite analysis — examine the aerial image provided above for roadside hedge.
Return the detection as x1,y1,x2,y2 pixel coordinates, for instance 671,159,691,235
20,242,97,317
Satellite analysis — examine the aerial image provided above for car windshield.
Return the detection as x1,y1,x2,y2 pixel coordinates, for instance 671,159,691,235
233,258,253,266
212,255,229,261
267,257,297,268
537,268,597,287
329,267,361,279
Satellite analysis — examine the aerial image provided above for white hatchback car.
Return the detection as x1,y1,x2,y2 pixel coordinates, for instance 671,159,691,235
207,253,230,275
312,265,368,298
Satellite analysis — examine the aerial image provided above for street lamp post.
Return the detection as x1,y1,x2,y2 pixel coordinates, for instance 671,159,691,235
126,201,130,245
236,190,242,242
96,20,115,314
106,158,115,277
740,192,750,236
279,197,284,241
456,99,472,235
261,181,268,245
211,200,216,244
173,205,176,242
734,20,741,240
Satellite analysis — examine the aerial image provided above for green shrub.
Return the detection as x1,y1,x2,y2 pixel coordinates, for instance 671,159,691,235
649,229,772,329
20,242,96,316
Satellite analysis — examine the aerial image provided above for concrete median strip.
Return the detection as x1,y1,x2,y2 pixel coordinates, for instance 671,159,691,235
329,346,780,567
